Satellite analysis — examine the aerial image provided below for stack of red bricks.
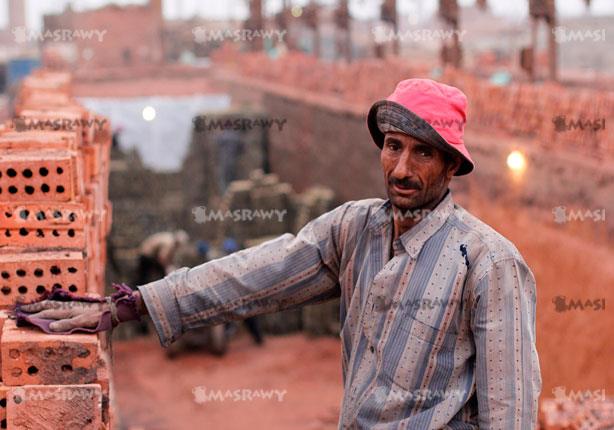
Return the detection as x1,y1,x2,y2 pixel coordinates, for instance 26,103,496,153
540,397,614,429
212,48,614,161
0,70,114,429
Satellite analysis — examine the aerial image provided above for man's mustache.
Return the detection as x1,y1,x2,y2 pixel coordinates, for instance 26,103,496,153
389,177,422,190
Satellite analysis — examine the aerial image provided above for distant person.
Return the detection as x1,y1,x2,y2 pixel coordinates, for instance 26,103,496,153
19,79,541,428
215,129,244,194
135,230,189,286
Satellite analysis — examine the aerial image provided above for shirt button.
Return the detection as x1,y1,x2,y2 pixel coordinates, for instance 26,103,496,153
370,346,375,353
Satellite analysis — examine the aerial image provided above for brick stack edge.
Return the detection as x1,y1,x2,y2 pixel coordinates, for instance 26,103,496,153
0,70,114,429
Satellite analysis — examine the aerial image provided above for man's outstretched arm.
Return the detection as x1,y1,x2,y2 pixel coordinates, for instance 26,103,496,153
137,202,352,347
20,202,354,345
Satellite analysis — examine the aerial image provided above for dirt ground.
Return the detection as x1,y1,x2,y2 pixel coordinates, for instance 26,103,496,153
112,333,343,430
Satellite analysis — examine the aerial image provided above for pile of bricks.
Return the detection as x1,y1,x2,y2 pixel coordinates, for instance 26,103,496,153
0,70,114,429
212,47,614,161
540,397,614,429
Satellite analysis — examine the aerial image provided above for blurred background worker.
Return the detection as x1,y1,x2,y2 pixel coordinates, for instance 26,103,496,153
135,229,189,286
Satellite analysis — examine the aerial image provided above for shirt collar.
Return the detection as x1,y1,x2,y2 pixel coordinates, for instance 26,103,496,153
368,190,455,259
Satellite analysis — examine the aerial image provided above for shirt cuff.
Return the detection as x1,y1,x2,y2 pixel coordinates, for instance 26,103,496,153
137,275,184,348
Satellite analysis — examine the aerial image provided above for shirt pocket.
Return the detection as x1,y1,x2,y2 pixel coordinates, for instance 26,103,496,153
381,315,457,392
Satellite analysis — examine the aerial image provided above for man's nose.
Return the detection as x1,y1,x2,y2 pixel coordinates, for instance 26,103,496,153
390,149,415,179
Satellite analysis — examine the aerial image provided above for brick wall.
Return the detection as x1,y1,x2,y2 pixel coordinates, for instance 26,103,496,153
0,70,115,429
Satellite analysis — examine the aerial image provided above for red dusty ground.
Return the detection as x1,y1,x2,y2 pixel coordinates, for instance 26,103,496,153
112,333,343,430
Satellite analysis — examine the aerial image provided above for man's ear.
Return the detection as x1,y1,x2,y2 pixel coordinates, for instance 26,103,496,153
445,155,462,179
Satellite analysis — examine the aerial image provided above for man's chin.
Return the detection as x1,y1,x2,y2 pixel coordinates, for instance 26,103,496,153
388,194,421,212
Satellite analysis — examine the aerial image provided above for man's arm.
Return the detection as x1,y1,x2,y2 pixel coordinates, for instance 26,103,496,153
470,256,542,429
137,202,353,347
17,202,357,338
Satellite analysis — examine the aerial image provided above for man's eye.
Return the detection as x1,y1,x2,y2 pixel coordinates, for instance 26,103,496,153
416,148,433,157
386,142,400,151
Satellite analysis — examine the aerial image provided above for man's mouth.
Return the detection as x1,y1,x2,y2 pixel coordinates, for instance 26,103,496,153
392,184,418,195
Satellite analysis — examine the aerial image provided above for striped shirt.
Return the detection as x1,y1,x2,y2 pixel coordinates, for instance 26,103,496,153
138,190,541,429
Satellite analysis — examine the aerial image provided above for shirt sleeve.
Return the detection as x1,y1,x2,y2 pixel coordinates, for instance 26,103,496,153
137,202,353,347
470,256,542,429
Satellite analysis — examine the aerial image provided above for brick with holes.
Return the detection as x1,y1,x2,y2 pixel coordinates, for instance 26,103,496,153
0,251,86,308
0,383,8,429
0,202,88,249
7,384,102,429
0,129,81,152
15,108,92,149
0,150,83,202
1,319,104,386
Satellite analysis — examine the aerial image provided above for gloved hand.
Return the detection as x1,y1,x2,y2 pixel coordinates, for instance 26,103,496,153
13,283,141,333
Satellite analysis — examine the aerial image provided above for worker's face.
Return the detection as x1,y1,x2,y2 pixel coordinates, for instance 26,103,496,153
380,132,459,212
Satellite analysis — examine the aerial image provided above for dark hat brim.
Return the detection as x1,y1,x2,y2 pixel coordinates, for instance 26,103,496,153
367,100,474,176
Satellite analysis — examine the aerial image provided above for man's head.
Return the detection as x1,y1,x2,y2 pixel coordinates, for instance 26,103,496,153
381,131,460,212
368,79,474,212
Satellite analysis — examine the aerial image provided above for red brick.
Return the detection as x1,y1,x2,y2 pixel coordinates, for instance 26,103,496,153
0,150,82,203
0,251,87,308
7,384,102,430
0,202,88,249
1,319,103,386
0,383,9,428
0,130,81,152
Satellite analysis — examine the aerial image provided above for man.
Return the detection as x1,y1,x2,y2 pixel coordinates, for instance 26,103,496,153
134,230,189,286
19,79,541,429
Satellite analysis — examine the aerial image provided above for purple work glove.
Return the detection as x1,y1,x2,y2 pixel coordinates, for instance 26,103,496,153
13,283,141,334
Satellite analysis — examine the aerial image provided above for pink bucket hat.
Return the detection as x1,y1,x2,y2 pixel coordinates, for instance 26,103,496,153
367,78,474,175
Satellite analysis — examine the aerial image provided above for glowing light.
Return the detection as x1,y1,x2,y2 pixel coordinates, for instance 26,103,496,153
507,150,527,172
291,6,303,18
142,106,156,121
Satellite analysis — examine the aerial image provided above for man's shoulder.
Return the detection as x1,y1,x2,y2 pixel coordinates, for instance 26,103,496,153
449,205,528,278
334,198,387,224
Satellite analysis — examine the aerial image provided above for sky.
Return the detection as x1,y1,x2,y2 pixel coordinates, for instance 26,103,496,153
0,0,612,30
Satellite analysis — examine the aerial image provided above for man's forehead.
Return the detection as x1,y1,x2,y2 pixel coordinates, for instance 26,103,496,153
384,131,431,146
